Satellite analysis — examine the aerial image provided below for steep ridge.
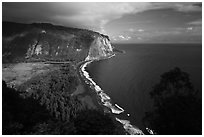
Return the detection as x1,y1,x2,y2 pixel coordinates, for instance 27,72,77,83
85,34,113,61
2,22,114,63
3,21,145,135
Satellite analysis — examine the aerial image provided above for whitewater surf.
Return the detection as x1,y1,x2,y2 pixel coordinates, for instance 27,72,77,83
79,55,144,135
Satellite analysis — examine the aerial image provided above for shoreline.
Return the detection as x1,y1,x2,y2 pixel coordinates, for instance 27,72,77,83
78,54,144,135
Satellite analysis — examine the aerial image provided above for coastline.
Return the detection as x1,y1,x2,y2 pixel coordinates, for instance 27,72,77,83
78,54,144,135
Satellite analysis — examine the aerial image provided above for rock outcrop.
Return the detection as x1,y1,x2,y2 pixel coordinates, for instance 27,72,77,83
85,35,113,61
3,22,114,63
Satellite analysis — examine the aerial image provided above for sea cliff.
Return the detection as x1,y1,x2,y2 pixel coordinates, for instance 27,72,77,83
85,34,113,61
3,21,143,135
3,22,114,63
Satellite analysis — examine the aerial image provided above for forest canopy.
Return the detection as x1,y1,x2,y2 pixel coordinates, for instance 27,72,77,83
143,67,202,135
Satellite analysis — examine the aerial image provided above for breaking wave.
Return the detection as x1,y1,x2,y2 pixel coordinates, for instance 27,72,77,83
79,55,144,135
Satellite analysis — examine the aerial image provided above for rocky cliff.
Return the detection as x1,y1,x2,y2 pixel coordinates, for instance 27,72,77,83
85,34,113,61
2,22,114,63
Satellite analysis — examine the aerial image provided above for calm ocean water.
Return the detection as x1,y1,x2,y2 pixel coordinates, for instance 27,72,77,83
87,44,202,132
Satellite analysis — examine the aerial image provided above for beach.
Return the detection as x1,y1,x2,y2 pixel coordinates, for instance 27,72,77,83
77,55,145,135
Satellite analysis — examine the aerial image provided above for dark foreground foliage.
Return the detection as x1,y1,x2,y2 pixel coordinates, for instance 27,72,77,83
18,64,83,122
143,67,202,135
3,80,123,135
2,65,124,135
74,109,116,135
2,81,52,134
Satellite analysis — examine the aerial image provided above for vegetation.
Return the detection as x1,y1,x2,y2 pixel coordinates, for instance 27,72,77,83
3,64,124,135
2,21,121,134
143,67,202,135
74,109,118,135
2,22,101,63
2,80,52,134
18,64,83,122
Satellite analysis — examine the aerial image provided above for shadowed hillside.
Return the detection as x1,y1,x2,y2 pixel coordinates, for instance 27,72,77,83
3,22,113,63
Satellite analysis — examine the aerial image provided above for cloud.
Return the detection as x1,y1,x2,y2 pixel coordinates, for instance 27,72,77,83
186,27,193,30
116,35,131,41
3,2,153,31
174,3,202,12
138,29,144,32
79,2,201,31
61,2,152,31
128,28,144,32
188,19,202,26
150,2,202,12
128,28,135,32
3,2,202,33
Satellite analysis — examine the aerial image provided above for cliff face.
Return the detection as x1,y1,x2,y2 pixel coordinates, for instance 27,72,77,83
85,35,113,61
3,22,114,63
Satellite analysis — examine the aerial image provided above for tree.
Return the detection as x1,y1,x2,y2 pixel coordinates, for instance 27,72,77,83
143,67,202,135
74,109,116,135
2,81,52,134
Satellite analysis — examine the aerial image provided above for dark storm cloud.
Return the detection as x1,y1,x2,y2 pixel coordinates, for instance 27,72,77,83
3,2,82,27
193,3,202,7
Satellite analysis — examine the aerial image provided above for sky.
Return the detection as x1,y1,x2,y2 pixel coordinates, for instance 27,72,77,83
2,2,202,43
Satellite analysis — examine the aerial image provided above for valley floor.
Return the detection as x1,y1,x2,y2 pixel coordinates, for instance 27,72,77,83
2,62,54,88
2,62,125,135
2,62,98,110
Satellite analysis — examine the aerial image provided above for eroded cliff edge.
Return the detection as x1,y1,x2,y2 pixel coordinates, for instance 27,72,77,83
3,22,114,63
2,22,126,135
85,34,113,61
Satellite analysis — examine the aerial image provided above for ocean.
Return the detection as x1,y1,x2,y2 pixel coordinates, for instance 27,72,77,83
86,43,202,133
